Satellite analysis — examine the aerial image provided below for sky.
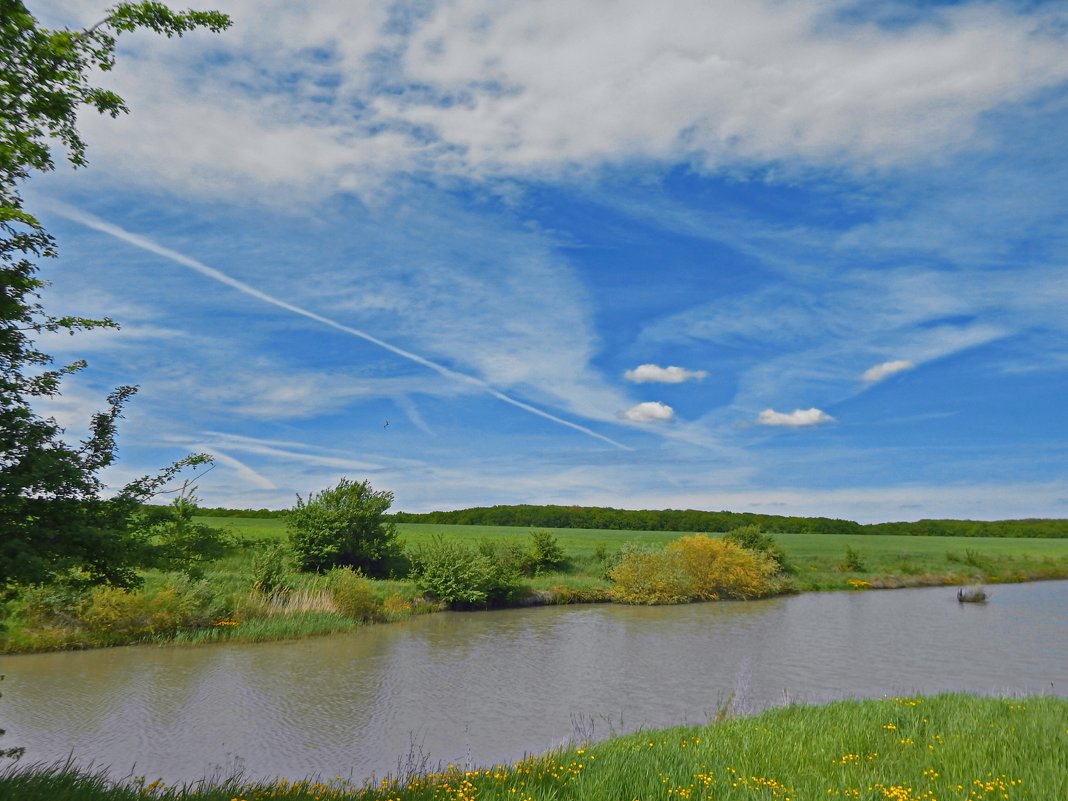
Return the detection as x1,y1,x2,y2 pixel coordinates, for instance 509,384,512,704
24,0,1068,522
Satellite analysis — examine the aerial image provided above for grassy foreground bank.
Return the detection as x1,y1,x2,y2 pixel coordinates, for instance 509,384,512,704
2,694,1065,800
4,520,1068,653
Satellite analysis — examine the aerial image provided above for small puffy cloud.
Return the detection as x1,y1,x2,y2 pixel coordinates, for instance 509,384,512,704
862,359,915,383
623,401,676,422
757,408,834,427
624,363,708,383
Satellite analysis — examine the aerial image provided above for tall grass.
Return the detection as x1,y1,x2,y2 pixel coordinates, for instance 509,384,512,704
2,694,1064,800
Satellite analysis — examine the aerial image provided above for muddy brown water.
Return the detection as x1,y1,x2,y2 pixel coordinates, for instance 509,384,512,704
1,580,1065,785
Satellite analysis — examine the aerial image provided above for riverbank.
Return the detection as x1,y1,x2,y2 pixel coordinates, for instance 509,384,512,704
2,693,1065,800
4,521,1068,654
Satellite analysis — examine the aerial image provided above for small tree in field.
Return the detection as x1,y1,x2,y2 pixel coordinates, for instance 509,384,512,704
287,478,401,577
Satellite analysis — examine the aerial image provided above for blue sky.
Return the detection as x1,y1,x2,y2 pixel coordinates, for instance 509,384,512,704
26,0,1068,521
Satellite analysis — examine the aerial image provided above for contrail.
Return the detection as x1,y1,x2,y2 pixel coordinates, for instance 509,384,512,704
50,202,630,450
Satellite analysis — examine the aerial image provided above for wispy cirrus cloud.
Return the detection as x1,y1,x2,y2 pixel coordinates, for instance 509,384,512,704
862,359,915,384
48,202,631,450
757,408,834,428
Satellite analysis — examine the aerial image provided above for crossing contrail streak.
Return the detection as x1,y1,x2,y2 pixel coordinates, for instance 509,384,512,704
50,202,630,450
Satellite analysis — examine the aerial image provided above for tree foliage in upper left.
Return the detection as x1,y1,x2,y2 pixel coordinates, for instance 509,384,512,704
0,2,231,594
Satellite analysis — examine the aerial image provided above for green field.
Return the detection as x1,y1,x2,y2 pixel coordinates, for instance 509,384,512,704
206,516,1068,589
3,693,1065,800
205,516,1068,556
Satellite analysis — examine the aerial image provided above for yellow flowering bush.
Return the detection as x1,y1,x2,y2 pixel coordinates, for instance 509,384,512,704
667,535,779,600
610,536,777,604
608,545,691,604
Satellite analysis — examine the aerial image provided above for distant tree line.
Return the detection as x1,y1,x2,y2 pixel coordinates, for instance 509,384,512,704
862,518,1068,538
190,506,288,519
389,505,1068,538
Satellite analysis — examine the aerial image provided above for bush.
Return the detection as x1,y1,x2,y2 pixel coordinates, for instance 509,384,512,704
667,535,778,600
839,546,867,572
723,525,792,574
609,537,779,604
608,544,691,604
476,538,529,575
525,529,567,574
138,487,235,579
19,576,91,628
287,478,401,576
327,567,378,621
411,536,521,607
77,581,202,639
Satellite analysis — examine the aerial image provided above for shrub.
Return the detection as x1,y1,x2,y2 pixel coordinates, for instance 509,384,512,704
77,581,201,639
723,525,792,574
608,544,691,604
411,536,521,607
667,535,778,600
838,546,867,572
138,487,235,579
525,529,567,574
19,576,91,628
609,537,779,604
477,538,529,575
327,567,378,621
287,478,401,576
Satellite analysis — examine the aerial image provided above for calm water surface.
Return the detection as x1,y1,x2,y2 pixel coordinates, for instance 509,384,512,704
1,581,1065,784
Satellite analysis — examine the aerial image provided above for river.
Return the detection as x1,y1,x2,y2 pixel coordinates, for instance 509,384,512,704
1,580,1065,785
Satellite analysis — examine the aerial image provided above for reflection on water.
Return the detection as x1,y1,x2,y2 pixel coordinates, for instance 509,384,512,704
1,581,1065,784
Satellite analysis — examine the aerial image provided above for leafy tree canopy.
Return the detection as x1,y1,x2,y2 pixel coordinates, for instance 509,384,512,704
0,2,231,594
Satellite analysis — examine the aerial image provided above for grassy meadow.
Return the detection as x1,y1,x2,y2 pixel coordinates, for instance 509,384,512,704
214,516,1068,590
2,693,1065,800
3,517,1068,653
211,516,1068,582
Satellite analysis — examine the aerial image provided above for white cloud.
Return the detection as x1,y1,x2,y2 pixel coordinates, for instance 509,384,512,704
757,408,834,427
624,363,708,383
862,359,915,383
387,1,1068,176
623,401,675,422
35,0,1068,200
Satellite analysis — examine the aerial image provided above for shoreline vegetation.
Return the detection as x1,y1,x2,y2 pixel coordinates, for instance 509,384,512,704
3,513,1068,655
2,693,1066,800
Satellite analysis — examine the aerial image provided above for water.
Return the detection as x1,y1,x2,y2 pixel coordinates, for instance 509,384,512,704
1,581,1065,784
